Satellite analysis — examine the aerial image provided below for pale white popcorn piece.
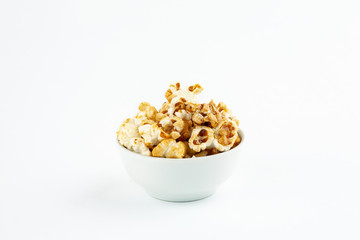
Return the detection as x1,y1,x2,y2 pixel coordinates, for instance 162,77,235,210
128,137,151,156
167,83,203,116
188,126,214,152
168,96,187,116
134,111,147,127
138,123,168,147
117,118,141,148
175,109,192,120
159,116,172,129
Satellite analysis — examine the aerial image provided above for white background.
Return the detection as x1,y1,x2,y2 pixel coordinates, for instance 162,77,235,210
1,0,359,239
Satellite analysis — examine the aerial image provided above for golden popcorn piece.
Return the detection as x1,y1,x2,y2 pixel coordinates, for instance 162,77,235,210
231,134,241,149
207,148,219,155
170,131,181,139
159,102,170,114
217,102,229,113
139,118,156,126
213,120,238,152
190,100,222,128
209,100,222,122
194,150,209,157
192,148,218,158
192,112,205,125
166,141,187,158
217,101,233,119
165,89,174,102
199,103,210,114
152,139,173,157
172,117,184,132
188,84,203,94
152,139,186,158
185,102,200,113
189,126,215,152
159,116,185,140
183,141,197,157
138,102,157,120
155,112,167,122
230,116,240,126
174,98,187,110
165,82,181,102
178,119,192,141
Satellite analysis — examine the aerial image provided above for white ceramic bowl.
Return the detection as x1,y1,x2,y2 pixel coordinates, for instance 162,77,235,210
119,129,244,202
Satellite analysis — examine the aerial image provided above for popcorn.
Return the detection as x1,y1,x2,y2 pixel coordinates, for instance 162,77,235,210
213,120,238,152
178,119,192,141
187,84,203,94
156,112,167,122
138,123,168,147
192,112,205,125
159,116,184,140
128,137,151,156
152,139,187,158
207,148,219,155
183,141,197,158
167,83,203,116
159,102,170,114
117,82,241,158
194,150,209,157
134,111,147,127
231,134,241,149
165,83,181,102
175,109,192,120
193,148,219,158
117,118,141,148
117,118,151,155
230,116,240,126
185,102,200,113
138,102,157,121
165,82,202,103
188,126,215,152
209,100,222,122
217,102,232,119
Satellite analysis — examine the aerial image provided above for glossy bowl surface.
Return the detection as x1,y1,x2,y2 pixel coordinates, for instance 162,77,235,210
119,129,244,202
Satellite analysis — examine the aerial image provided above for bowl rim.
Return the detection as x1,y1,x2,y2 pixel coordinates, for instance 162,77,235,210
117,128,244,161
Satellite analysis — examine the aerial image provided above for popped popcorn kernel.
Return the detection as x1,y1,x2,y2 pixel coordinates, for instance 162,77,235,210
152,139,186,158
213,120,238,152
189,126,214,152
138,102,157,120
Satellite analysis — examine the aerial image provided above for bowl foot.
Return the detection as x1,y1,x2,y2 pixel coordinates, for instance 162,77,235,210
146,190,215,202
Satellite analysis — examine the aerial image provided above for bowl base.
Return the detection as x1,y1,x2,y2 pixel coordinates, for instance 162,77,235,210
146,190,215,202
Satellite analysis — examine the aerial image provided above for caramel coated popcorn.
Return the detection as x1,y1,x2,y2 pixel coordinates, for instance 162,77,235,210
117,83,241,158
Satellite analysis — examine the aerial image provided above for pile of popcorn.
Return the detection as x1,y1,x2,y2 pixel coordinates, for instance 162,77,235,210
117,83,241,158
